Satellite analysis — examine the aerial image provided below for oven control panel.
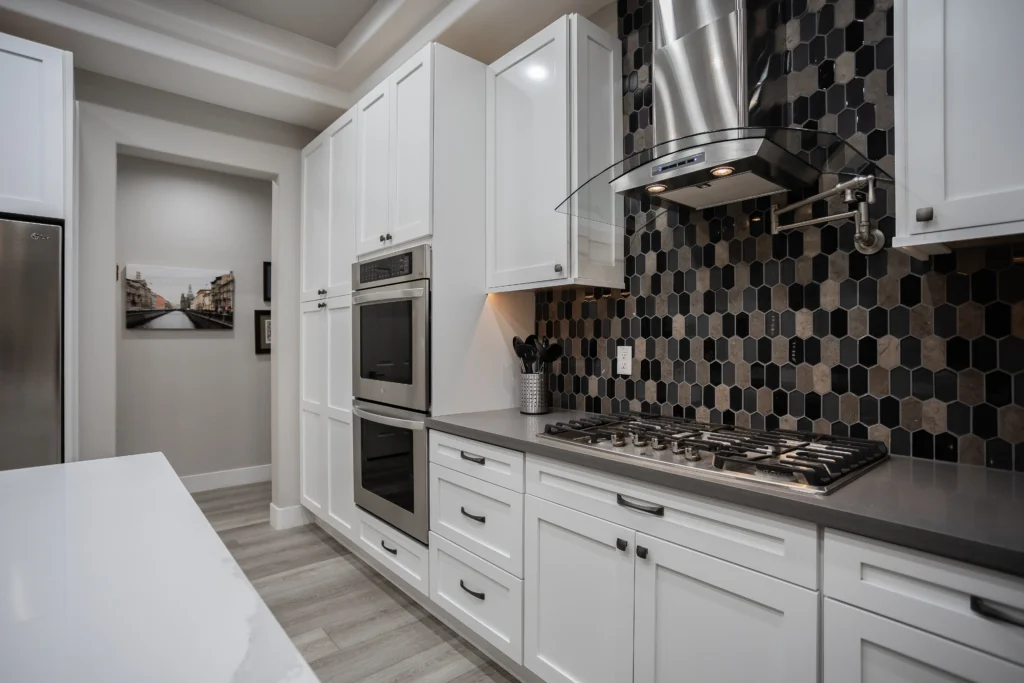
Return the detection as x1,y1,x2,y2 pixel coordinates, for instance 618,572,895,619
360,253,412,283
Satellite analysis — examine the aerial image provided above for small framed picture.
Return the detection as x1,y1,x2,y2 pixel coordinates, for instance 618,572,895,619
254,309,271,354
262,261,271,302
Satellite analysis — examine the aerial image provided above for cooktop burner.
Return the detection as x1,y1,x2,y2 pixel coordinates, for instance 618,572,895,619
537,412,888,494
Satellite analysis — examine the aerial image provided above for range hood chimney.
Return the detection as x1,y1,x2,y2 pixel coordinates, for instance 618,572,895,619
558,0,891,254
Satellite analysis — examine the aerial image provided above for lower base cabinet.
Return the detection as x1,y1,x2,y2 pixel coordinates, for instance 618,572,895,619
824,599,1024,683
634,533,818,683
357,510,429,595
524,495,635,683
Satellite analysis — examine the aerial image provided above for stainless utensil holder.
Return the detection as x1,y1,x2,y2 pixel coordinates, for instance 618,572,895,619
519,372,549,415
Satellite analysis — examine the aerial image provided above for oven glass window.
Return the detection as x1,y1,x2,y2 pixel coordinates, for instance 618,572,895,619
359,419,415,513
359,301,413,384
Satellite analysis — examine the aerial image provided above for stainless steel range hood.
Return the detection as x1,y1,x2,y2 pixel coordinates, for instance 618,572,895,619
558,0,890,229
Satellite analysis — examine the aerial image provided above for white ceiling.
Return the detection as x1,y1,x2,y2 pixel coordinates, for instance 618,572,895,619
203,0,376,46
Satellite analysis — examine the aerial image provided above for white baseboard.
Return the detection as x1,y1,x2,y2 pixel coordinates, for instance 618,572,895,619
269,502,310,530
180,463,271,493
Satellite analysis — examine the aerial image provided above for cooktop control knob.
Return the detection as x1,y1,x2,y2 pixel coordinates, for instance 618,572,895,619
632,433,649,447
611,432,627,447
650,436,667,451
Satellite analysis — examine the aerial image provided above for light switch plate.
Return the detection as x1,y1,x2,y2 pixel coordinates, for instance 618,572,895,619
617,345,632,375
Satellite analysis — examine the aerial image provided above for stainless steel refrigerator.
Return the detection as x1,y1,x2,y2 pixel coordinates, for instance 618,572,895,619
0,217,62,470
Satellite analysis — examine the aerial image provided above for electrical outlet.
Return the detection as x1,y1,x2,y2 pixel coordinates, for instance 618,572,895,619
617,345,632,375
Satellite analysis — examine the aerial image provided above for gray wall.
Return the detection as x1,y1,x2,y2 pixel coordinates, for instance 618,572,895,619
116,155,272,477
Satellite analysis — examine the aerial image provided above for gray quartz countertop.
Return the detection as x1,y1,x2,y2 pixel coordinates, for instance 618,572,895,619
427,408,1024,579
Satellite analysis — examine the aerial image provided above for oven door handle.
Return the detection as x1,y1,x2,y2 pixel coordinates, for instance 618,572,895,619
352,287,425,305
353,405,426,431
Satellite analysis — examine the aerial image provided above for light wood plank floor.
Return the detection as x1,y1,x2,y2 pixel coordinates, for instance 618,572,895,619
193,482,515,683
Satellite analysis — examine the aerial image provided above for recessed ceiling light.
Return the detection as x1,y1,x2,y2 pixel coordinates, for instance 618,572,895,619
525,65,548,81
711,166,735,177
646,184,667,194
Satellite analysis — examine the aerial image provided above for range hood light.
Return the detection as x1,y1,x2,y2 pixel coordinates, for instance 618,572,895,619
646,183,668,194
711,165,735,177
750,216,761,222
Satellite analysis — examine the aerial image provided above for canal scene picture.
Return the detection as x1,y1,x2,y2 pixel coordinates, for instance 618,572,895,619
125,265,234,329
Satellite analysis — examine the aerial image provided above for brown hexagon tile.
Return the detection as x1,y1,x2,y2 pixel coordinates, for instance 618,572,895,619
877,335,900,369
921,399,947,435
835,52,855,84
822,336,841,367
797,364,814,393
829,252,850,281
715,241,730,267
735,411,751,429
910,305,933,338
689,336,703,360
869,366,890,396
1000,405,1024,443
813,363,832,394
887,250,911,278
813,418,831,434
867,424,891,448
779,415,798,430
958,302,984,340
958,434,985,467
695,360,710,385
796,309,814,339
735,361,751,386
840,394,860,422
921,272,946,307
958,369,984,406
848,307,868,338
645,380,657,402
921,335,946,371
749,311,765,338
695,406,711,422
729,337,743,363
772,283,788,311
955,247,985,274
709,312,723,336
757,387,772,413
772,337,789,365
821,280,840,311
715,384,730,410
876,275,900,308
1012,301,1024,338
728,288,744,313
900,397,923,431
672,314,685,337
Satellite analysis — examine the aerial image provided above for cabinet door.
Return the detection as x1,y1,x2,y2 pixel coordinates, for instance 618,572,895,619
824,599,1024,683
571,16,623,286
388,44,433,247
487,18,571,289
299,300,327,516
898,1,1024,247
326,112,357,297
524,495,634,683
356,82,391,255
325,295,354,536
300,135,329,302
0,33,65,219
633,533,818,683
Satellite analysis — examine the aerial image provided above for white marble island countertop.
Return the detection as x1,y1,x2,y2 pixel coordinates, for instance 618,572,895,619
0,453,319,683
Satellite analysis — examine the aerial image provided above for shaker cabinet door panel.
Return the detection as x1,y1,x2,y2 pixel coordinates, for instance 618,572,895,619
486,18,571,289
633,533,818,683
524,495,634,683
388,45,433,247
299,300,327,515
0,33,65,219
300,137,330,302
897,1,1024,247
356,83,391,255
327,113,357,297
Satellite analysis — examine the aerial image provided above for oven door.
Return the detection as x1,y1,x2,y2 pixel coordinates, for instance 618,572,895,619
352,280,429,412
352,400,429,544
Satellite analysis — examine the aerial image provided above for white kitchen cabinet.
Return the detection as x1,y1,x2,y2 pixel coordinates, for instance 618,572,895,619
0,32,70,220
301,110,357,302
486,14,622,292
894,0,1024,253
824,599,1024,683
299,299,327,515
524,495,634,683
355,43,483,257
634,533,818,683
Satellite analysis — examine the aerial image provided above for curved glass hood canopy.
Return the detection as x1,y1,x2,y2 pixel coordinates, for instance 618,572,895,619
555,126,893,232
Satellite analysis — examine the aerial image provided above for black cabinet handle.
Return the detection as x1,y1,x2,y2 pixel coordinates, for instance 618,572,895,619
386,233,392,241
379,235,386,242
381,540,398,555
971,596,1024,628
317,302,326,309
616,538,628,552
636,545,649,559
460,580,485,600
617,494,665,517
460,507,486,524
460,452,486,465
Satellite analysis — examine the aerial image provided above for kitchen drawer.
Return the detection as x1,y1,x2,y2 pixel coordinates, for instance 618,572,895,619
429,532,523,663
430,463,524,577
525,455,819,589
824,529,1024,666
429,430,524,492
357,509,428,596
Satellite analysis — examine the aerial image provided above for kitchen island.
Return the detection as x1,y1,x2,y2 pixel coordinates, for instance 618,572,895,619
0,453,318,683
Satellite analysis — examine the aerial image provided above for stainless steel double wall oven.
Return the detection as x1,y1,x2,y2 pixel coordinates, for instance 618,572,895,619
352,245,430,544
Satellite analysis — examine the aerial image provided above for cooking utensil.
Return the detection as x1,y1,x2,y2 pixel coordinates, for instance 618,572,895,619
512,336,528,372
515,343,538,373
538,343,563,369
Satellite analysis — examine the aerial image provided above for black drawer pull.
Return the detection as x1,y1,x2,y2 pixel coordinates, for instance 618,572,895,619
616,538,628,552
460,580,485,600
381,540,398,555
617,493,665,517
460,452,486,465
460,507,486,523
636,545,649,559
971,596,1024,628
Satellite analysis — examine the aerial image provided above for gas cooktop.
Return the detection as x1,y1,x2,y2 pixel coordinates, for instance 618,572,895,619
537,412,888,495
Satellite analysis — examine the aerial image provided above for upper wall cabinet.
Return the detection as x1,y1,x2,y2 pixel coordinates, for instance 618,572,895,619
894,0,1024,254
354,44,483,257
486,15,622,292
0,33,70,220
301,110,357,302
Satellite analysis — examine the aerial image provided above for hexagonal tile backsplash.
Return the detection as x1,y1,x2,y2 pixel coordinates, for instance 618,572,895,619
534,0,1024,471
